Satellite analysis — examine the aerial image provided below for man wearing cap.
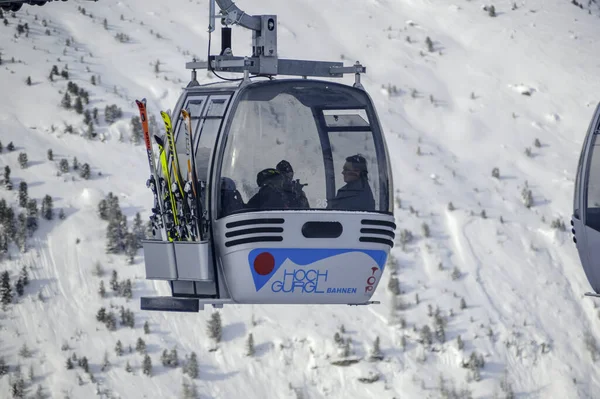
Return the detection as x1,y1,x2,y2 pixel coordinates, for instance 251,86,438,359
246,168,289,210
276,160,310,209
328,154,375,211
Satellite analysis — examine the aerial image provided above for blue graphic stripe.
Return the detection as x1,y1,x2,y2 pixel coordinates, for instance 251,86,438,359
248,248,387,291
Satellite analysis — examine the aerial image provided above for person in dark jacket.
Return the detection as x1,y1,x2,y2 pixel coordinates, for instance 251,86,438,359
220,177,245,216
276,160,310,209
328,154,375,211
247,168,288,210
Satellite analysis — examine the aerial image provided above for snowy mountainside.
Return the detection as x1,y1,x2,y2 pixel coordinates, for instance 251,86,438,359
0,0,600,398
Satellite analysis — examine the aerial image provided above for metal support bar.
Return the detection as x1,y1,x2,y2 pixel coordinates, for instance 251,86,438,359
186,56,359,79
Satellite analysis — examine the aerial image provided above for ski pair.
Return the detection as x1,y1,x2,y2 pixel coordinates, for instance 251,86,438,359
136,99,202,242
135,98,176,242
158,110,202,242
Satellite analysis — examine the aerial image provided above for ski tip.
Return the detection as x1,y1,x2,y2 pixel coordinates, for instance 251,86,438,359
154,135,164,145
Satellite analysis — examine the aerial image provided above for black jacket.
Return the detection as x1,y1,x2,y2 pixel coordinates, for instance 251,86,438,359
329,178,375,211
247,185,288,210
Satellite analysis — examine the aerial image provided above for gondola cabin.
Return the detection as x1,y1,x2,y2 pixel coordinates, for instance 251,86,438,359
141,78,396,311
138,0,396,311
573,103,600,297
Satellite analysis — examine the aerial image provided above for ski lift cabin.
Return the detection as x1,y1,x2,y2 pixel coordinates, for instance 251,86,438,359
139,0,396,312
573,103,600,297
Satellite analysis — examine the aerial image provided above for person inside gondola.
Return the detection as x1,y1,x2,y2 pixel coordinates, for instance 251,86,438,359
276,160,310,209
220,177,245,216
246,168,288,210
328,154,375,211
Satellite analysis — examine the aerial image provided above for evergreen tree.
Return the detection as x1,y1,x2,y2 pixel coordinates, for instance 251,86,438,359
12,372,25,398
133,212,144,247
59,159,69,173
26,199,38,236
4,165,11,181
169,348,179,367
101,351,110,372
246,333,255,356
142,354,152,376
110,270,119,291
78,356,89,373
98,280,106,298
7,142,14,151
144,320,150,334
136,337,146,354
15,277,24,296
120,279,132,299
125,361,132,373
61,92,71,109
105,311,117,331
207,312,222,342
72,157,79,170
74,96,83,114
18,152,28,169
26,76,31,86
83,109,92,125
130,115,143,144
80,163,90,180
19,266,28,286
125,232,137,264
97,199,108,220
181,378,198,399
369,336,384,361
0,357,8,375
115,340,123,356
420,325,433,348
0,140,3,152
96,307,107,322
41,195,53,220
1,271,12,308
18,181,28,208
185,352,198,379
16,212,27,252
47,149,53,161
66,357,74,370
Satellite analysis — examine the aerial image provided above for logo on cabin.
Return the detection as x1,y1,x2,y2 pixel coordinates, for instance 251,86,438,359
247,248,387,294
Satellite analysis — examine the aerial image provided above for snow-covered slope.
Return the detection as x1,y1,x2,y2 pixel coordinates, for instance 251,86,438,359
1,0,600,398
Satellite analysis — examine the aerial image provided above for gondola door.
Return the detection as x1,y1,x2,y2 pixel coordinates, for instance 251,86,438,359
573,103,600,294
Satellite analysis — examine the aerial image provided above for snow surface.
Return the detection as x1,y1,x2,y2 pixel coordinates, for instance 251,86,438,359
1,0,600,398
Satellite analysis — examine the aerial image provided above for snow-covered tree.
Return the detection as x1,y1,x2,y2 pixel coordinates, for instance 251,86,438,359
61,92,71,109
184,352,198,379
368,336,384,361
41,195,53,220
18,181,28,208
18,152,28,169
246,333,255,356
207,312,222,343
115,340,123,356
80,163,90,180
1,271,12,308
26,199,38,235
142,354,152,376
130,116,143,145
136,337,146,354
59,159,69,173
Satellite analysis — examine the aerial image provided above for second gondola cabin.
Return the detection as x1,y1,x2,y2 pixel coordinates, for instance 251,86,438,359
573,102,600,296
